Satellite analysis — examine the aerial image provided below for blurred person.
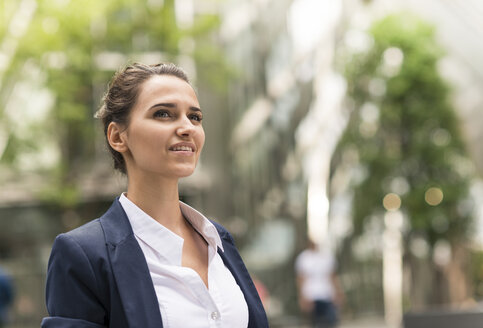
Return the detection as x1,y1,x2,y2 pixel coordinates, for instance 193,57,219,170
41,63,268,328
295,240,344,328
0,267,13,327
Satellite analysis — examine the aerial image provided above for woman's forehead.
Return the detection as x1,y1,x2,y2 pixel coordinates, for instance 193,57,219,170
137,75,199,105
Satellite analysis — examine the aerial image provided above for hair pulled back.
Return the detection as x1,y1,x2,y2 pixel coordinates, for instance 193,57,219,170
95,62,190,174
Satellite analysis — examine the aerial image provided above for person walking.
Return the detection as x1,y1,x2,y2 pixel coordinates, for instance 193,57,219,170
295,240,344,328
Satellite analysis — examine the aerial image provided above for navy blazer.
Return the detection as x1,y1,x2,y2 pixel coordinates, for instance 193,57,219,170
41,199,268,328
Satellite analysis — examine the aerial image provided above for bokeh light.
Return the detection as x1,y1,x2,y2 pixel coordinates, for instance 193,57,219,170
383,193,402,211
425,187,444,206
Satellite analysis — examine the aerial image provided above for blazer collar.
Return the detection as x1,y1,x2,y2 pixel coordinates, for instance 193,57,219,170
99,197,134,245
99,198,163,328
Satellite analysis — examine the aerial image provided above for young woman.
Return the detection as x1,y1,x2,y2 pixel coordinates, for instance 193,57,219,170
41,63,268,328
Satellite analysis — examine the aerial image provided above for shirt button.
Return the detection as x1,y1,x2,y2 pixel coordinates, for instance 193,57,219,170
211,311,219,320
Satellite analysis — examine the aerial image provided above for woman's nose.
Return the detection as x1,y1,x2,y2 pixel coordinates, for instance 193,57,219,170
176,117,195,137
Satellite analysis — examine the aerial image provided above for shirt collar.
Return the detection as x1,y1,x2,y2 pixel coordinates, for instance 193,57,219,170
119,193,224,266
178,200,224,252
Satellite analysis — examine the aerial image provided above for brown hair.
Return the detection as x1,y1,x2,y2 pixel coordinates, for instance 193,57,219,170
95,62,190,174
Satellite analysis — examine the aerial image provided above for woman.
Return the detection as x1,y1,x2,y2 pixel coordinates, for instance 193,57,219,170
41,63,268,328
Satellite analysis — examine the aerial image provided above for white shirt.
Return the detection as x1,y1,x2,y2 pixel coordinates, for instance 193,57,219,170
295,248,336,301
119,194,249,328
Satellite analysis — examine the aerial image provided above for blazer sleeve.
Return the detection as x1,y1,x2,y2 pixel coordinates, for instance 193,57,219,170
42,234,107,328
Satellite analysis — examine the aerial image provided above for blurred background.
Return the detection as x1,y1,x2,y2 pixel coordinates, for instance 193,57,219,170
1,0,483,327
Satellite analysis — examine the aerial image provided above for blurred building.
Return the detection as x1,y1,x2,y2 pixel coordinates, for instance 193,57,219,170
215,0,483,325
2,0,483,327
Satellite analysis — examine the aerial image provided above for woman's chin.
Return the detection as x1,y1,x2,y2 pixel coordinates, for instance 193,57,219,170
172,167,196,178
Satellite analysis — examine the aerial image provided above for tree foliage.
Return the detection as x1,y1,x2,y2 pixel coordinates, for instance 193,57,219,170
333,13,474,246
0,0,226,206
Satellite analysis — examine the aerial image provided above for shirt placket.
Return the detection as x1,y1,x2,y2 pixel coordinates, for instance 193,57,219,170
184,247,222,328
208,266,224,328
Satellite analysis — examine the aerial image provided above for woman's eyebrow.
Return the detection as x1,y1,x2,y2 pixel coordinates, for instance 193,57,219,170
149,103,176,110
190,106,202,113
148,103,202,112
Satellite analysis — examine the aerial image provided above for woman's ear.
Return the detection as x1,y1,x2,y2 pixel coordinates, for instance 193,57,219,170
107,122,128,153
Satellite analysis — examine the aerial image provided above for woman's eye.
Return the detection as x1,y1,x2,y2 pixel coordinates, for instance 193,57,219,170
154,110,170,118
190,114,203,122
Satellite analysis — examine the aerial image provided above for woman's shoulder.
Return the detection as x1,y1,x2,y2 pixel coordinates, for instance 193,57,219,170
53,218,106,256
58,198,127,247
64,218,104,241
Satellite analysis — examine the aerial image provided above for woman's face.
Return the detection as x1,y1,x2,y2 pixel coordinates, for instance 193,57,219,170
120,74,205,180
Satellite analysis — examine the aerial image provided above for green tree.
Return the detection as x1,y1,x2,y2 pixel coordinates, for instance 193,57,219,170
0,0,226,210
332,13,475,306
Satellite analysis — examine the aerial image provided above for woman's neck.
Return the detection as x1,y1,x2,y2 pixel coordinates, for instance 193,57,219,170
125,174,185,234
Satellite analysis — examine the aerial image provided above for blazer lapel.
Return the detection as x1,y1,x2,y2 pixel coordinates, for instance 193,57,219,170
216,230,269,328
100,199,163,328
